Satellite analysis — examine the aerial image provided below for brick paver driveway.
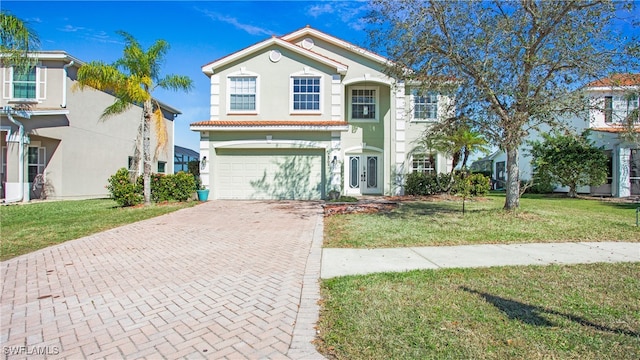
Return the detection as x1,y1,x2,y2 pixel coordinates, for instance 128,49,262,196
1,201,325,359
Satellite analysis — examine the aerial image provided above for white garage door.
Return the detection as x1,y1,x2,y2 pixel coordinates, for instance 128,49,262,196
215,148,325,200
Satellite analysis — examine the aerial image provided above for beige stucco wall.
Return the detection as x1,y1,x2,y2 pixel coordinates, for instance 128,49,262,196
199,31,454,196
1,55,176,200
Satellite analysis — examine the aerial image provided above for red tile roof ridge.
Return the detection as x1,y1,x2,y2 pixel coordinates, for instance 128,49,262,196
592,126,640,133
587,73,640,87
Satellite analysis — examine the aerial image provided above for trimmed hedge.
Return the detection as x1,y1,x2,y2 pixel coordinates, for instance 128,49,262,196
405,172,490,197
108,168,195,206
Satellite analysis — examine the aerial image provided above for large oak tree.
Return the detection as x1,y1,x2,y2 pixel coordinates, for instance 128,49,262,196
368,0,639,209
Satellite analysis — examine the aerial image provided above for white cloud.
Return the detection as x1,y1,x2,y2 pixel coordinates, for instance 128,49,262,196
197,8,272,36
306,2,371,31
307,3,334,18
59,24,85,32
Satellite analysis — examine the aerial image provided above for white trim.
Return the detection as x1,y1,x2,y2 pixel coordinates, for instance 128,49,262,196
343,76,393,86
226,69,260,115
28,109,70,116
344,145,384,154
202,37,347,75
349,85,380,123
214,139,329,149
210,75,220,120
190,124,349,132
331,74,342,120
281,27,390,66
290,69,323,115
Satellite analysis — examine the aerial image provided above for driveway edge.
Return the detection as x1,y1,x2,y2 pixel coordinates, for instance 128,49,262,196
288,213,327,359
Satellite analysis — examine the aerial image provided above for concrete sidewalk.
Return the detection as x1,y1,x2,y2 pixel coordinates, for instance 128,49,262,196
321,242,640,278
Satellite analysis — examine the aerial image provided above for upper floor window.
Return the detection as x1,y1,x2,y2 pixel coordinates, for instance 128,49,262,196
412,90,438,121
292,76,321,112
14,66,37,99
604,94,639,124
350,87,378,122
229,76,257,112
3,65,46,100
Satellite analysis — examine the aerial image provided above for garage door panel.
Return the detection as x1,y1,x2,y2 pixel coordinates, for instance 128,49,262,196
215,149,325,200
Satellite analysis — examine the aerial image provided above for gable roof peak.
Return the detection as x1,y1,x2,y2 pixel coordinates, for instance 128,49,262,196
280,26,389,66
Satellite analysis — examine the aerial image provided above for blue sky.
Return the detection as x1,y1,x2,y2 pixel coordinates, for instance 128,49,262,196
3,1,371,151
3,1,639,153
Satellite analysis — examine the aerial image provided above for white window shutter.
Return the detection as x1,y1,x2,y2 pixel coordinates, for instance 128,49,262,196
37,65,46,100
2,67,12,99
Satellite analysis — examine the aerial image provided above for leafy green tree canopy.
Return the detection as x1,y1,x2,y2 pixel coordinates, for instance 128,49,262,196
0,11,40,73
529,131,608,198
368,0,639,209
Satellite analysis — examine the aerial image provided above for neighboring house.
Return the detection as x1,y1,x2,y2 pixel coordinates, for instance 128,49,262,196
487,73,640,197
174,145,199,173
190,26,453,200
1,51,180,202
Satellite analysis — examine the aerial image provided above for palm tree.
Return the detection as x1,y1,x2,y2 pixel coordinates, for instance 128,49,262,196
0,11,40,71
454,127,490,170
75,31,193,205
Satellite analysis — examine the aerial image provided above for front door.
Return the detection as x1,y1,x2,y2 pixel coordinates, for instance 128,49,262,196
346,154,381,195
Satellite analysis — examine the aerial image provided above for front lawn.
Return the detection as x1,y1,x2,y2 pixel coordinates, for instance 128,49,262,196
324,194,640,248
0,199,198,261
317,262,640,360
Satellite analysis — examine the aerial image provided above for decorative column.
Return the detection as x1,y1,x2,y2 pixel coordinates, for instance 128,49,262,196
329,131,342,194
617,147,631,197
210,75,220,120
394,81,406,195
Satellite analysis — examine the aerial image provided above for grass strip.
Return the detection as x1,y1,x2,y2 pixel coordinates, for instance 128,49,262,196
325,194,640,248
317,262,640,360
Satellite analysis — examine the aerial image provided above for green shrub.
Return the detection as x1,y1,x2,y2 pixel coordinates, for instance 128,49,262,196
172,172,196,201
107,168,143,207
136,172,195,202
405,172,453,195
467,173,490,196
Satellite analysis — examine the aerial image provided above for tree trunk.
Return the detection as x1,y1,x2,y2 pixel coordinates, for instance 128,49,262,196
504,146,520,210
567,185,577,198
143,100,152,206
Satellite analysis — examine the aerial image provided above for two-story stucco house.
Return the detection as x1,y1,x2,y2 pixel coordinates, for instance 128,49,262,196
191,26,453,200
1,51,180,202
485,73,639,197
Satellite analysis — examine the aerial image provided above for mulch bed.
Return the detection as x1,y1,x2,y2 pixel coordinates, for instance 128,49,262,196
323,201,399,216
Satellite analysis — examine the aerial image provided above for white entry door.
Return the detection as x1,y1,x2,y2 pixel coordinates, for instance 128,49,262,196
346,154,381,195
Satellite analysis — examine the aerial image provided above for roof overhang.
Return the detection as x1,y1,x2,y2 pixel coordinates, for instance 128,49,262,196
190,120,349,132
201,37,348,76
281,27,390,67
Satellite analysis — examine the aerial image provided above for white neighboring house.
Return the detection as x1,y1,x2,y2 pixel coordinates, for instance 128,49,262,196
485,74,640,197
191,26,454,200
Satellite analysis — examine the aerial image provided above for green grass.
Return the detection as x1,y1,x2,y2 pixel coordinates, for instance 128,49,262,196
317,263,640,360
325,193,640,248
0,199,198,261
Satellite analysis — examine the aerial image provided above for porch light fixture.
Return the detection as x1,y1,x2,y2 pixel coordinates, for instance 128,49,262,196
331,155,338,165
201,156,207,169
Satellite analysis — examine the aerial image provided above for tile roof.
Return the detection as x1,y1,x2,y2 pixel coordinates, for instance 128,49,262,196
592,126,640,133
190,120,349,127
587,74,640,87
